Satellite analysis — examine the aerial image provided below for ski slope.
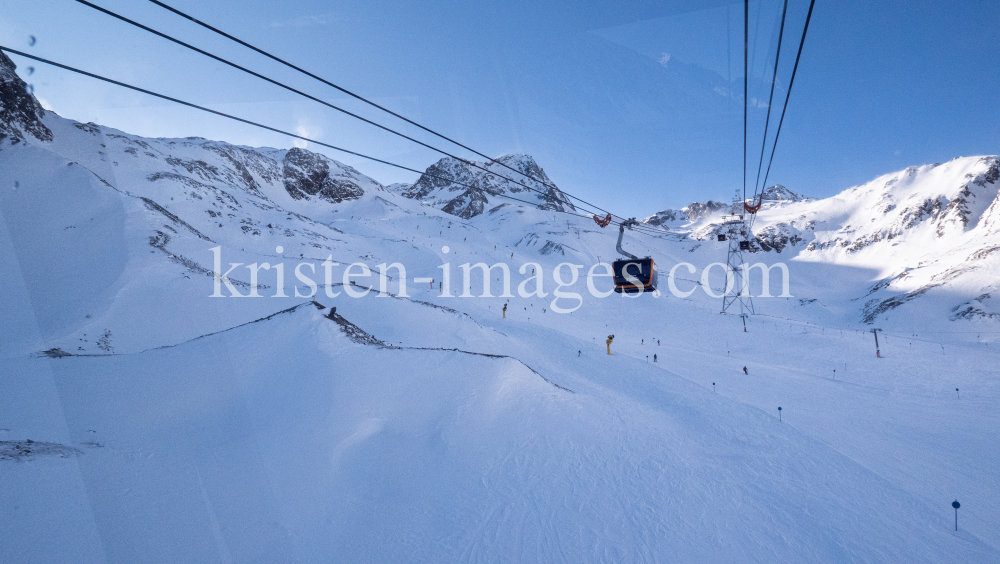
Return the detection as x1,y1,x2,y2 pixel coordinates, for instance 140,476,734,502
4,299,998,562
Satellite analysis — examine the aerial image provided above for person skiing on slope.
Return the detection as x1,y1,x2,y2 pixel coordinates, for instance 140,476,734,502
743,366,748,375
653,354,657,362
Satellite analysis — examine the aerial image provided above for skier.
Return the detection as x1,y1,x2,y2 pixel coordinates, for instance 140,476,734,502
657,339,660,346
439,281,442,293
429,278,434,289
653,354,657,362
502,303,507,319
606,334,614,355
578,350,581,357
743,366,748,375
642,339,644,345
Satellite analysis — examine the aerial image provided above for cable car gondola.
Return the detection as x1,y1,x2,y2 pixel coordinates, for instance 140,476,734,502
612,219,658,294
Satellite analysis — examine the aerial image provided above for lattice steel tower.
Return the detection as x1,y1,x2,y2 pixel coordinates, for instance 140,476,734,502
719,196,755,316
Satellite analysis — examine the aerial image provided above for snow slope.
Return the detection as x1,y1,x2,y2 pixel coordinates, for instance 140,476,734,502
643,157,1000,328
2,50,999,562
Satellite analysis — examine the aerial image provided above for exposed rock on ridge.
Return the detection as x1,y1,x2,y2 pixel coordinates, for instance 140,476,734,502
404,154,574,219
0,51,52,144
282,147,369,203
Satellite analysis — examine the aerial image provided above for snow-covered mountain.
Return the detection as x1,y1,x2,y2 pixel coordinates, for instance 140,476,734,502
642,185,808,230
3,50,1000,562
638,158,1000,325
759,183,809,202
403,153,575,218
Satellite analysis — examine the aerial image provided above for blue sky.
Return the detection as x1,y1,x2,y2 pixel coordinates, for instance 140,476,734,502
2,0,998,217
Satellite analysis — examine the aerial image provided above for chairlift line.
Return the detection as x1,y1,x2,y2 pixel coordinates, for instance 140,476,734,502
750,0,818,232
141,0,630,225
743,0,749,205
27,2,719,246
0,46,602,225
721,0,817,315
751,0,790,198
71,0,616,223
71,0,690,244
2,46,682,249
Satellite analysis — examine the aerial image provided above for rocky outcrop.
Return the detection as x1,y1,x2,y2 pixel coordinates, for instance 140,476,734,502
686,200,730,221
759,184,807,201
643,200,732,228
440,187,489,219
0,51,52,144
642,209,680,227
282,147,367,203
404,154,574,218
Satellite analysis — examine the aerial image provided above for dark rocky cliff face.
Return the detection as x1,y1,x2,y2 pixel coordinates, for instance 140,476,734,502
759,184,807,201
404,154,574,219
685,200,730,221
282,147,365,203
0,51,53,144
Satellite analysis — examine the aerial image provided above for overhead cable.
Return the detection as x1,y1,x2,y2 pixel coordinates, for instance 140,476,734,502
751,0,789,200
751,0,817,231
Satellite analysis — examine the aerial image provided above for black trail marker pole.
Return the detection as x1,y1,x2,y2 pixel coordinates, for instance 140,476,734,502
953,500,960,531
956,388,960,399
778,406,782,421
872,329,881,358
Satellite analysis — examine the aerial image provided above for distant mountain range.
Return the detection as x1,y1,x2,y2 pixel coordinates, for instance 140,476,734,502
640,156,1000,324
2,49,999,328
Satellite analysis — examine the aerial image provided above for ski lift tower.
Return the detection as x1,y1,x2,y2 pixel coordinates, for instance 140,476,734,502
719,204,755,316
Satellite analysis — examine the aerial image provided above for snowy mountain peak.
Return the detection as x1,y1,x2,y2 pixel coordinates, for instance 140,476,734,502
402,153,575,219
759,184,807,201
642,200,730,228
491,153,546,178
0,51,52,143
